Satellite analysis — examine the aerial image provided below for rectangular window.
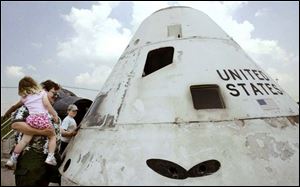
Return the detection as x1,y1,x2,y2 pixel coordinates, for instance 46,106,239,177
143,47,174,77
190,85,225,109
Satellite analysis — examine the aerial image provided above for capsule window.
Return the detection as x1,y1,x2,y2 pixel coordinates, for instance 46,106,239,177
142,47,174,77
190,85,225,109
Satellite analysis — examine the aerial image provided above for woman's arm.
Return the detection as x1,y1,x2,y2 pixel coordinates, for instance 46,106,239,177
3,100,23,119
12,122,55,137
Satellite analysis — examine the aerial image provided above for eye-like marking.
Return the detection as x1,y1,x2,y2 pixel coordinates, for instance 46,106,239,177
146,159,221,179
187,159,221,177
146,159,188,179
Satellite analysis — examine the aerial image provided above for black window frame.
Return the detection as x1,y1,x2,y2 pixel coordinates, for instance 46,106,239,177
190,84,225,110
142,47,174,77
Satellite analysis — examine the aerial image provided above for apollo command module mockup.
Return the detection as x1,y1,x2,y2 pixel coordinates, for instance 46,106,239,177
59,6,299,185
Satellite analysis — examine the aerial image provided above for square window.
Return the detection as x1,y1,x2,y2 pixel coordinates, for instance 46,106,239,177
190,85,225,109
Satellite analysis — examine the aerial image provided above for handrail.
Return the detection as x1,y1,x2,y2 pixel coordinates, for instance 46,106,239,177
1,129,14,141
1,117,13,140
1,117,12,129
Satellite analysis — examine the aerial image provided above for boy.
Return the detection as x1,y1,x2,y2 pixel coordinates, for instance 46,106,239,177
60,104,78,155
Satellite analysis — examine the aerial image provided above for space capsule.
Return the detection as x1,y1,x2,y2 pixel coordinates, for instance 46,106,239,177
59,6,299,185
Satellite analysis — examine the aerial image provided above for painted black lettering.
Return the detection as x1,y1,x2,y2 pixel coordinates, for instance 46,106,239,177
265,83,278,95
228,69,242,80
272,84,283,95
226,84,240,96
216,70,230,81
250,83,264,95
257,83,269,95
239,69,248,80
237,83,250,96
258,70,270,81
252,70,264,80
244,69,255,80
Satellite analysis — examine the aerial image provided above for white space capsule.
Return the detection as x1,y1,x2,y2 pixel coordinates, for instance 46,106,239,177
59,6,299,185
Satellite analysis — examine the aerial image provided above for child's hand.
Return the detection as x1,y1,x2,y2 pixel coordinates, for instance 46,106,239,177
53,115,59,124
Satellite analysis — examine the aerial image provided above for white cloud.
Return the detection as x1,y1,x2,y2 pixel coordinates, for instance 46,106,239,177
75,65,112,86
57,2,131,67
6,66,25,78
255,8,270,17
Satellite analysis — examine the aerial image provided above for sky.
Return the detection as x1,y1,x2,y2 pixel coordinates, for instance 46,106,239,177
1,1,299,115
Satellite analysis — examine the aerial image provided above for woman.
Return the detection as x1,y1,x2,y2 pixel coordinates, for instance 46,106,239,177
3,80,62,186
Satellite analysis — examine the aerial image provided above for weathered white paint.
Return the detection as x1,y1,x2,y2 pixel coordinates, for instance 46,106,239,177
60,6,299,185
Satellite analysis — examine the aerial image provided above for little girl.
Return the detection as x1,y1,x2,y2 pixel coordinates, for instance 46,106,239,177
5,76,59,169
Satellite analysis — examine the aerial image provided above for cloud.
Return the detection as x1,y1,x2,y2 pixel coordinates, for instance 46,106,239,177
6,66,25,78
255,8,270,17
57,2,131,67
75,65,112,86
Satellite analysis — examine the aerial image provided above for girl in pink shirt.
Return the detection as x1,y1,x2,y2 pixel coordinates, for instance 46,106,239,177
6,76,59,169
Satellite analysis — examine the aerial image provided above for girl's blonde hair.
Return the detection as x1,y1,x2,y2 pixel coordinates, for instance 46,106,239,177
18,76,42,97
